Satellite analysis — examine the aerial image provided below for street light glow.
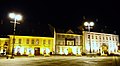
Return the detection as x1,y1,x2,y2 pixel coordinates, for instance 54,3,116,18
84,22,89,26
90,22,94,26
9,13,22,21
16,14,22,20
9,13,15,19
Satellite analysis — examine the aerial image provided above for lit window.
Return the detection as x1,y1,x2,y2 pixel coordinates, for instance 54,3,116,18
36,39,39,45
26,39,29,44
31,39,34,44
19,39,22,44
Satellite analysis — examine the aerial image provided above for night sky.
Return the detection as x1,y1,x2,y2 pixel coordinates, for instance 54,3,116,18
0,0,120,37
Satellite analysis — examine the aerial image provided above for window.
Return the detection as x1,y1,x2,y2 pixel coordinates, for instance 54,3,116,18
113,37,114,41
36,39,39,45
43,40,46,44
116,37,118,41
71,42,74,45
106,37,108,40
26,39,29,44
19,39,22,44
99,36,101,39
92,35,94,39
48,40,51,44
31,39,34,44
109,37,111,40
103,37,104,40
96,36,97,39
68,42,70,45
58,35,61,38
88,35,90,39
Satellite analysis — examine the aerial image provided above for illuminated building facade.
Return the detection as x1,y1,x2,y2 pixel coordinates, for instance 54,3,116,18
0,35,54,56
54,30,83,55
83,31,119,55
0,30,119,56
0,37,10,55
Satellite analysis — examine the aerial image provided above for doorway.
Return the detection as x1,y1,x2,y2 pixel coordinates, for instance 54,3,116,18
34,47,40,55
101,44,108,54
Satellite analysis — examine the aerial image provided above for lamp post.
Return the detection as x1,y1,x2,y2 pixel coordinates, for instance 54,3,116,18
9,13,22,59
84,22,94,53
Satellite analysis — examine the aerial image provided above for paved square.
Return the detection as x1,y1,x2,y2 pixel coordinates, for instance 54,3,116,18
0,56,120,66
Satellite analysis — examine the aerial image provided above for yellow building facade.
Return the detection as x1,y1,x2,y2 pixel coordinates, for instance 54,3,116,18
0,35,54,56
0,38,10,55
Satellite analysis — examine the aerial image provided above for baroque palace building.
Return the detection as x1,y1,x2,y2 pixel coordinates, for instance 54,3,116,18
0,30,119,56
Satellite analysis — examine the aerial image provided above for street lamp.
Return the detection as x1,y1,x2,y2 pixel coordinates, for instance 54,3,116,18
9,13,22,59
84,22,94,53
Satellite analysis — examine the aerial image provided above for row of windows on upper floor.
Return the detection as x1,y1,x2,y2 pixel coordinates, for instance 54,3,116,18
12,39,52,45
87,35,118,41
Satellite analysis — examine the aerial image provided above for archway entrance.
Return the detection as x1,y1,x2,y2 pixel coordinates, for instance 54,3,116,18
34,47,40,55
101,44,108,54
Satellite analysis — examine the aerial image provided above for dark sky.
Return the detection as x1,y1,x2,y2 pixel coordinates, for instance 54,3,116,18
0,0,120,36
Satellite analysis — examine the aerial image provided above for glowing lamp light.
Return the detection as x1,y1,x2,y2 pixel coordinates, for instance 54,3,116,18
16,14,22,20
90,22,94,26
9,13,15,19
9,13,22,21
84,22,89,26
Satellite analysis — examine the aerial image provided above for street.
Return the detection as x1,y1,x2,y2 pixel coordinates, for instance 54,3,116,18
0,56,120,66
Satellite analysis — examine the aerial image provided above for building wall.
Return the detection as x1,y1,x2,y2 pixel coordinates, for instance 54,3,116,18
83,31,119,54
0,38,10,55
7,35,54,55
55,33,82,55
